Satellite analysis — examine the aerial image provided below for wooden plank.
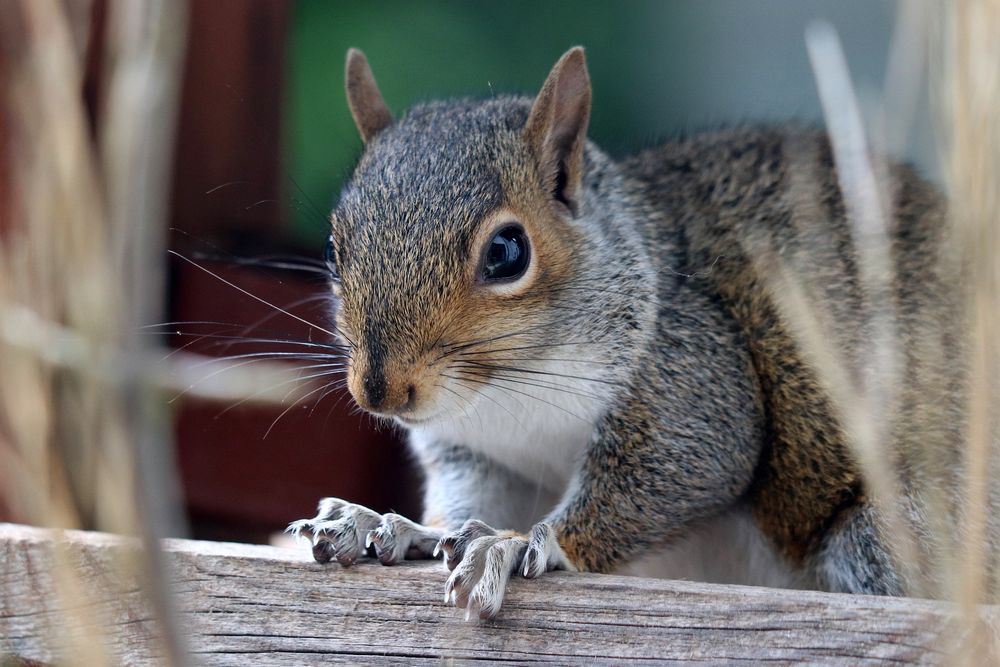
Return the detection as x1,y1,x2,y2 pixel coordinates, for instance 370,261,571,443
0,523,988,665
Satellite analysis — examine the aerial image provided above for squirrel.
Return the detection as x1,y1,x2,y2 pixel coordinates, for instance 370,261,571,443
288,46,976,620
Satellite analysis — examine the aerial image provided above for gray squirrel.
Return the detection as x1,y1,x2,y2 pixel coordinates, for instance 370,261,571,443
289,47,977,619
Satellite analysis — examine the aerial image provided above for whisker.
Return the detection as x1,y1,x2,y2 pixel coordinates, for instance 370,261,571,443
442,372,527,414
308,378,350,419
245,198,280,211
264,380,343,439
281,365,350,385
454,368,607,402
168,250,357,347
452,360,619,387
455,340,603,356
155,327,227,362
278,366,342,404
239,293,332,339
443,375,523,429
316,380,359,430
207,255,330,275
174,359,346,405
213,365,346,419
190,350,343,367
468,355,614,366
145,331,347,352
436,383,480,429
435,313,582,360
140,319,246,330
205,180,252,194
151,331,346,365
449,371,592,422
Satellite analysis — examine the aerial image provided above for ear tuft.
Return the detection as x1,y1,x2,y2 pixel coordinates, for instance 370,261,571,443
345,48,393,142
524,47,592,215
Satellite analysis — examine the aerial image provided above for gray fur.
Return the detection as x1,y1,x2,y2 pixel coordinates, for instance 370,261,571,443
814,503,903,596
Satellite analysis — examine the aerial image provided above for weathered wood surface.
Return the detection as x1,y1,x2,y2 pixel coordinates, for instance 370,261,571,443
0,523,990,665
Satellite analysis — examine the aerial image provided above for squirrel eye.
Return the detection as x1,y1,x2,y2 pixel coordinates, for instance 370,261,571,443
481,225,530,283
324,235,340,281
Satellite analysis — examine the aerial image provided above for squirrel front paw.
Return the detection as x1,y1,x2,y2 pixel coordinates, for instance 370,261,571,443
435,520,574,620
287,498,443,566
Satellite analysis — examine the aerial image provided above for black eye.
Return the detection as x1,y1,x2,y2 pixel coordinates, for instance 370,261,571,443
324,235,340,281
481,225,530,283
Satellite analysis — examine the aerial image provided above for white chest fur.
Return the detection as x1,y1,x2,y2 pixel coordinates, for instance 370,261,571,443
410,358,610,493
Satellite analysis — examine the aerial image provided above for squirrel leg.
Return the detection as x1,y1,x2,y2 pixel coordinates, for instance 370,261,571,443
541,383,762,574
365,513,444,565
437,388,761,618
288,442,551,568
436,520,574,620
442,528,526,620
419,443,566,619
287,498,443,566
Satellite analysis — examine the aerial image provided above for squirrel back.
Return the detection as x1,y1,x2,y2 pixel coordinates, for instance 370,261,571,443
621,127,965,576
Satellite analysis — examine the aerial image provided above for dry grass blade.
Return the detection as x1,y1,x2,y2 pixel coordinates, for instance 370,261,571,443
98,3,190,661
0,0,331,658
0,0,187,664
802,19,921,593
802,2,1000,661
1,0,121,661
938,0,1000,650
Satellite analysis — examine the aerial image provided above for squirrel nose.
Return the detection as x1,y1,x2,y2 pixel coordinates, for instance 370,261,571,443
360,371,417,414
363,372,387,409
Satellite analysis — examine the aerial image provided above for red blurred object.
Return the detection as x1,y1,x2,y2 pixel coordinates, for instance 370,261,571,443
0,0,419,536
166,1,419,542
170,261,419,542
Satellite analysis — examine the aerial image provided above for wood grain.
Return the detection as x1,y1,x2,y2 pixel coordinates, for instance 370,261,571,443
0,523,990,665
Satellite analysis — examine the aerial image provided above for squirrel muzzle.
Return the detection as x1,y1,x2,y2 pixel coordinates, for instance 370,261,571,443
347,350,433,421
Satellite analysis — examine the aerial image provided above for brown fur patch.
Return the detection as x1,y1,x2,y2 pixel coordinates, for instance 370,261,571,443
555,532,588,571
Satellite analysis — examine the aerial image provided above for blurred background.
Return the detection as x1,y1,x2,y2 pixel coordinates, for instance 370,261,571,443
1,0,932,544
7,2,1000,663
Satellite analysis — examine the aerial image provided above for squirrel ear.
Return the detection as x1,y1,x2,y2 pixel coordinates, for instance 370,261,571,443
524,47,592,215
345,48,393,142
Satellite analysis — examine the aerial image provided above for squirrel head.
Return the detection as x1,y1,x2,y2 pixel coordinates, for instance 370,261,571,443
328,47,647,426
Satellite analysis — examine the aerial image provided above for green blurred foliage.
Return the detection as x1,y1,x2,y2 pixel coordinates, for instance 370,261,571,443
285,1,903,242
285,0,655,241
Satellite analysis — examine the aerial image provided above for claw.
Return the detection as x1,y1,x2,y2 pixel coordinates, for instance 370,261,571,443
336,550,358,567
290,499,443,570
286,519,317,542
443,579,454,604
437,521,572,620
312,541,335,564
436,538,458,569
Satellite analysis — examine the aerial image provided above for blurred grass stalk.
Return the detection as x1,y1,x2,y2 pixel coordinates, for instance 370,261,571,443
0,1,321,663
942,0,1000,639
0,0,188,663
800,0,1000,659
805,16,922,594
